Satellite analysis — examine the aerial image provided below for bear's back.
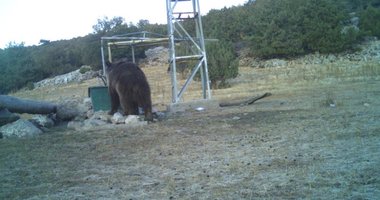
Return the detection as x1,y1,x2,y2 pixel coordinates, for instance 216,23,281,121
108,62,145,82
108,62,150,93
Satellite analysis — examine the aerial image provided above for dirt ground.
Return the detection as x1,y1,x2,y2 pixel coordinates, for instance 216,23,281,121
1,58,380,199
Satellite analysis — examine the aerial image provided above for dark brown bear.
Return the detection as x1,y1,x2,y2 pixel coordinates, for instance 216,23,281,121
106,60,153,121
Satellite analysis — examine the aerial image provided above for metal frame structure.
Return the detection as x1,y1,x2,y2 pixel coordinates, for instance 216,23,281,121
166,0,211,103
100,0,211,103
100,31,168,77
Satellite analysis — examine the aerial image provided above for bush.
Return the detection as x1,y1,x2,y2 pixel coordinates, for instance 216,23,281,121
206,41,239,89
249,0,360,58
26,82,35,90
79,66,92,74
360,5,380,37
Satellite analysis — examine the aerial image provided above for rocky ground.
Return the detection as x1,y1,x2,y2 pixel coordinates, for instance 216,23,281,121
0,40,379,199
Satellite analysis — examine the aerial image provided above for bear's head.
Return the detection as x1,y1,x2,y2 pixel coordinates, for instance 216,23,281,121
105,58,132,74
105,61,113,74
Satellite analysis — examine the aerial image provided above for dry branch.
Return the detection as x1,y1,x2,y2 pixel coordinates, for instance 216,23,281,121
219,92,272,107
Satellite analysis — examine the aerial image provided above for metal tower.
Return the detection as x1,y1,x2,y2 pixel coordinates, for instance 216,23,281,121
166,0,211,103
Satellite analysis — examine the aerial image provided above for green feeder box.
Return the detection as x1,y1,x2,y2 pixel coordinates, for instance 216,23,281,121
88,86,111,111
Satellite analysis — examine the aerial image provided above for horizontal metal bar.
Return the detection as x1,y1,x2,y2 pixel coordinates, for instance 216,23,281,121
107,38,169,46
175,55,202,61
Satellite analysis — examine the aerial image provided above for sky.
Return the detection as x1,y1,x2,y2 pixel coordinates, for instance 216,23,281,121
0,0,248,48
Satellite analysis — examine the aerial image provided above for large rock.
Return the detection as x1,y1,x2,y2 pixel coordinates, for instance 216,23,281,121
125,115,147,126
30,114,55,128
67,121,84,130
141,46,169,66
0,108,20,126
0,119,42,138
89,110,110,122
56,99,88,121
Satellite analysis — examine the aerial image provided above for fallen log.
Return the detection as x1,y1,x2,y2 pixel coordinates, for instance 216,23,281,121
219,92,272,107
0,95,57,114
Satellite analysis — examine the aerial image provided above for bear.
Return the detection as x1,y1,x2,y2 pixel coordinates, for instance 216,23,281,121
105,60,153,121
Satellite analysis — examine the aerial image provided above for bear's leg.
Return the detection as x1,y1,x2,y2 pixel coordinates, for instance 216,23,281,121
118,95,128,115
118,95,137,116
135,88,153,121
124,101,138,116
143,104,153,122
130,102,139,115
139,96,153,121
108,88,120,115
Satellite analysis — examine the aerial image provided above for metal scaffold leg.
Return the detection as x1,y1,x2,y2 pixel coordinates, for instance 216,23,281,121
166,0,211,103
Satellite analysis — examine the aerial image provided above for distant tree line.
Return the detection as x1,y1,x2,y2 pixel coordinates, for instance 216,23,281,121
0,18,166,93
203,0,380,58
0,0,379,93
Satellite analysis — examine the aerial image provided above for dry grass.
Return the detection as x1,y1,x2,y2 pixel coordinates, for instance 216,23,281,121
2,58,380,199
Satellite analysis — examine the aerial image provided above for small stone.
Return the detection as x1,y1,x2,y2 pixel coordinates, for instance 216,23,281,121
363,103,370,107
111,112,125,124
195,107,205,111
83,98,93,110
232,116,241,120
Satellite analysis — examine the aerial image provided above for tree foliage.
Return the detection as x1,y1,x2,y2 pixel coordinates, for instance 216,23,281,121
92,16,124,34
206,41,238,89
0,43,41,93
248,0,361,58
203,3,254,42
359,5,380,37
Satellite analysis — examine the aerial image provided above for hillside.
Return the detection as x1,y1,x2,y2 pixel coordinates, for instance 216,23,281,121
12,39,380,108
1,39,379,199
1,0,380,94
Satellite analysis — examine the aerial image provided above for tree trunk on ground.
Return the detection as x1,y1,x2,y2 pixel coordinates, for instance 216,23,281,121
0,95,57,114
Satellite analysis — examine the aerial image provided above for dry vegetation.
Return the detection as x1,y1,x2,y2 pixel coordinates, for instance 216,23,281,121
1,53,380,199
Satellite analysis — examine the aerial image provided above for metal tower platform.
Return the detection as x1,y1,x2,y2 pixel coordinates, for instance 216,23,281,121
166,0,211,103
100,31,168,66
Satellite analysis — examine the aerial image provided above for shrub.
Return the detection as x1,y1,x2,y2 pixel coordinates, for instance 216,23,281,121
249,0,360,58
26,82,35,90
206,41,239,89
360,5,380,37
79,66,92,74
